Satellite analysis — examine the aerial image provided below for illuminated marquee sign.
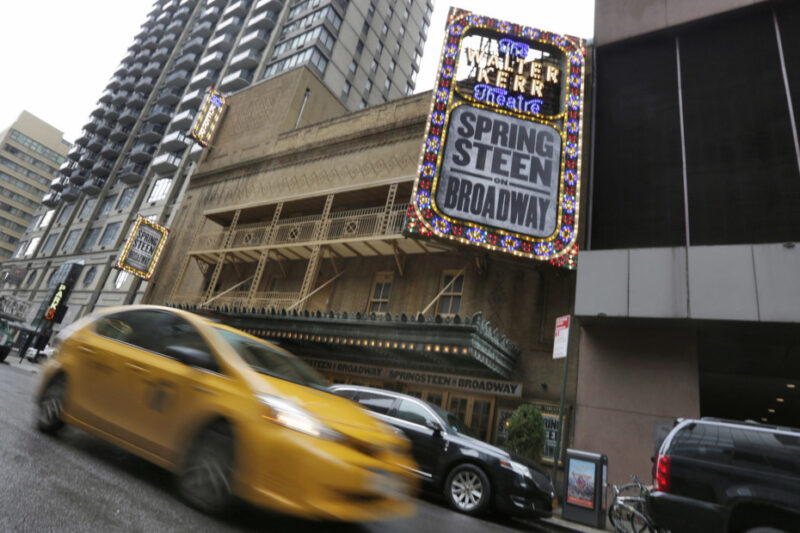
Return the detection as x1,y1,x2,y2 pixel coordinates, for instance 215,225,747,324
115,216,170,281
44,284,67,321
406,9,586,269
188,87,227,147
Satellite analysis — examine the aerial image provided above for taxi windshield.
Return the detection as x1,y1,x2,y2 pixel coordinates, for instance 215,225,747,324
216,328,328,390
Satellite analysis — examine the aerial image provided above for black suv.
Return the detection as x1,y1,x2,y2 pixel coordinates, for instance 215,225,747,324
647,418,800,532
330,384,556,519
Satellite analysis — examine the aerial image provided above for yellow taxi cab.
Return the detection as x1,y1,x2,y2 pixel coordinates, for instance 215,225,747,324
35,305,418,521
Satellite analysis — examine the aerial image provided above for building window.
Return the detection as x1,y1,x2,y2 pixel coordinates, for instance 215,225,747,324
403,7,409,20
368,2,375,17
114,270,130,289
99,222,121,247
99,195,117,216
361,21,369,36
365,78,373,93
356,39,364,55
375,41,383,56
117,187,136,209
436,270,463,316
79,198,97,219
56,204,74,224
24,271,37,288
406,81,414,95
384,76,391,91
24,237,41,257
399,25,405,38
367,271,392,314
41,233,59,255
381,23,388,36
83,266,97,288
39,209,55,229
349,59,357,73
389,59,396,73
342,80,351,96
148,178,172,202
82,227,102,251
14,241,26,258
61,230,80,253
360,98,367,109
28,214,41,232
370,58,377,73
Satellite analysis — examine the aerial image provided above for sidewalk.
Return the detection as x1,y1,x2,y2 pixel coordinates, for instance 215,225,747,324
541,513,609,532
0,349,44,374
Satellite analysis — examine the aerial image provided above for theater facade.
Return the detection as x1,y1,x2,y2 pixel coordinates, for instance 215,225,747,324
144,60,586,457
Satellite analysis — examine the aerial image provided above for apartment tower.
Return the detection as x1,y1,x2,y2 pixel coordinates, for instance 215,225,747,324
1,0,432,325
0,111,69,264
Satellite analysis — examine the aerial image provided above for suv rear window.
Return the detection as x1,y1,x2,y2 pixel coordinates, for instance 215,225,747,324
670,423,800,476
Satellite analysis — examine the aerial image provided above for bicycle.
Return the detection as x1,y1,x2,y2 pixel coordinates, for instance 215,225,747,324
608,475,661,533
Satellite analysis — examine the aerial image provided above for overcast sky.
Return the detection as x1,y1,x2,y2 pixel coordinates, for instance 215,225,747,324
0,0,594,143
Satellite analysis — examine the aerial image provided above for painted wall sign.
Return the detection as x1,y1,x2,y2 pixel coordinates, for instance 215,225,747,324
188,87,227,147
405,9,586,269
302,357,523,397
115,216,169,281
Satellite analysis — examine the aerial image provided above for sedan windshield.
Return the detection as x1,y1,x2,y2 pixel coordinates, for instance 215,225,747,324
216,328,328,390
429,403,476,437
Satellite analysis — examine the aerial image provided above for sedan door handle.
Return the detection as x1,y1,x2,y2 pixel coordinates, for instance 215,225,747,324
192,386,217,396
78,345,96,355
125,362,150,375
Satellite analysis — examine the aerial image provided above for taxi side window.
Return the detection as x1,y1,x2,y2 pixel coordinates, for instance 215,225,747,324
396,399,435,426
94,312,137,343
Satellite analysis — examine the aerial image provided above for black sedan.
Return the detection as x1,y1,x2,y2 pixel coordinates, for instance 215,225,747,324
330,384,556,519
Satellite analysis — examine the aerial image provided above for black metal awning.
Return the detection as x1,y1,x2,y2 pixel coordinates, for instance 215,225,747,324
176,305,520,379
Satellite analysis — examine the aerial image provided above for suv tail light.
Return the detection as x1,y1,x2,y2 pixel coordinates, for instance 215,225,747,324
655,454,671,492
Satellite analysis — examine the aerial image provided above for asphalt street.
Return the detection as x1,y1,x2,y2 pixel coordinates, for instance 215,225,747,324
0,363,557,533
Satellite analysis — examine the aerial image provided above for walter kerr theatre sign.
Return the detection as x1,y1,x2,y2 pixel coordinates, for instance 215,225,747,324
405,9,586,268
115,216,170,281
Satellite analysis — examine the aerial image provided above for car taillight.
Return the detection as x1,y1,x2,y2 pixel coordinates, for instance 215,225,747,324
655,454,671,492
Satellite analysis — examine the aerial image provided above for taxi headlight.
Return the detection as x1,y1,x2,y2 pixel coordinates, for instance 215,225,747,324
257,394,343,442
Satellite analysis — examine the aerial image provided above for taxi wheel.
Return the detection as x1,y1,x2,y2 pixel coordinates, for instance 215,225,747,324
37,374,66,435
444,464,491,516
179,424,235,515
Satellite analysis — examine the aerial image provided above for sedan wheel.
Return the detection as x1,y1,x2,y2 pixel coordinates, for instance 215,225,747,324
37,375,66,435
445,464,491,515
179,425,234,515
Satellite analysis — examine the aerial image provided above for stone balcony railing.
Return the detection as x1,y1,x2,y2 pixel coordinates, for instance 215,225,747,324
170,290,302,310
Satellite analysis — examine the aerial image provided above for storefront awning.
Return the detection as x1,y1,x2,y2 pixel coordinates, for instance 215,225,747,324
177,304,520,379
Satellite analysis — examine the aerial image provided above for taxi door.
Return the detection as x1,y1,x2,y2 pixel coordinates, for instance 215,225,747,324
109,309,238,465
66,314,133,436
